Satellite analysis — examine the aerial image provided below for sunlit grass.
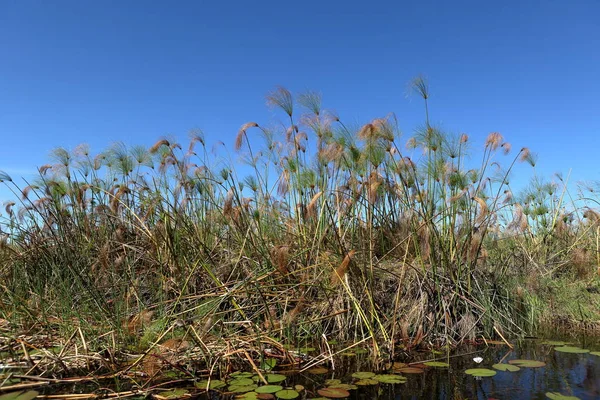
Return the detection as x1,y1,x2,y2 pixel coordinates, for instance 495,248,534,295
0,79,598,372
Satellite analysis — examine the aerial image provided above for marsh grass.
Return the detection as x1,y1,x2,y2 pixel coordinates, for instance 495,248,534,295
0,80,599,377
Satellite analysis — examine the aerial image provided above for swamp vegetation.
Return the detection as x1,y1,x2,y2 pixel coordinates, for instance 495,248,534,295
0,78,599,398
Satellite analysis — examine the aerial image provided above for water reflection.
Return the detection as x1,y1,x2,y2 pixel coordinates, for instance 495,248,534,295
264,337,600,400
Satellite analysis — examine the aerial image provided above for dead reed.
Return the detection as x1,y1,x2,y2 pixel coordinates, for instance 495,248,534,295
0,79,599,380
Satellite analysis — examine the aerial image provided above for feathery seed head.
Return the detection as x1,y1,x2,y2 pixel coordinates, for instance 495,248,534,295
266,86,294,117
235,122,259,151
485,132,503,151
4,201,15,216
411,75,429,100
39,165,53,175
150,139,170,154
358,123,376,140
298,90,322,116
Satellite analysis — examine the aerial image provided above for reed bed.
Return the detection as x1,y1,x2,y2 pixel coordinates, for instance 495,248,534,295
0,79,599,378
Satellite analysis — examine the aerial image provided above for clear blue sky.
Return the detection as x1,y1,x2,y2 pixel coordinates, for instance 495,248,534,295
1,0,599,201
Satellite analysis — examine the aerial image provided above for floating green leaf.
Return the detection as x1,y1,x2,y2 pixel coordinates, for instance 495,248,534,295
255,385,283,394
492,363,520,372
355,378,379,385
545,393,580,400
423,361,449,367
541,340,567,346
230,378,255,386
324,379,341,386
508,359,546,368
327,383,357,390
275,389,299,399
554,346,590,354
231,371,255,378
237,393,259,400
229,384,258,393
265,374,287,383
389,362,407,370
398,367,424,374
590,351,600,356
351,371,375,379
373,374,407,384
317,387,350,398
465,368,496,377
306,367,329,374
158,388,189,399
0,391,39,400
195,379,226,389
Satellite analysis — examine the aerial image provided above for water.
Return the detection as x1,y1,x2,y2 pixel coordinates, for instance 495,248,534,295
200,336,600,399
2,335,599,399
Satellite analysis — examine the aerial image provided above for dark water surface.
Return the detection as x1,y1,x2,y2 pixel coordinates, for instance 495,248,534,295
3,335,599,400
304,338,600,399
200,335,600,400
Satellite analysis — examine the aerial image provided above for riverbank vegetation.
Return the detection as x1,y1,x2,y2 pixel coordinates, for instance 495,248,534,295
1,79,599,378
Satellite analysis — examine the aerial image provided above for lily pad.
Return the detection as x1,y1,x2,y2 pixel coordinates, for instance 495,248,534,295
196,379,226,389
237,393,259,400
465,368,496,377
231,372,255,378
264,374,287,383
230,378,255,386
317,387,350,398
351,371,375,379
554,346,590,354
327,383,357,390
398,367,424,374
423,361,449,367
255,385,283,394
0,391,39,400
355,378,379,385
324,379,341,386
508,359,546,368
492,363,520,372
229,384,259,393
541,340,567,346
590,351,600,356
275,389,299,399
545,393,580,400
389,362,407,370
373,374,407,384
306,366,329,374
157,388,190,399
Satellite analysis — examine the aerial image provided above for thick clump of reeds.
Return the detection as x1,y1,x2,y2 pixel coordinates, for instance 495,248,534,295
0,79,599,371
